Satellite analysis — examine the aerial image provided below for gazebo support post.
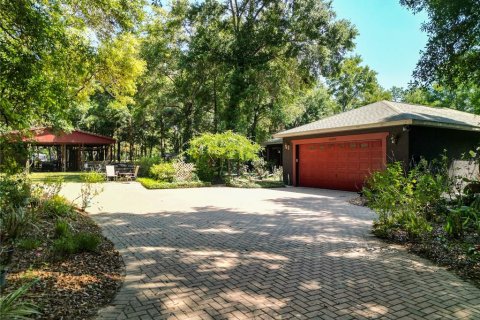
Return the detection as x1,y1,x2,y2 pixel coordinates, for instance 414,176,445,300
61,144,67,172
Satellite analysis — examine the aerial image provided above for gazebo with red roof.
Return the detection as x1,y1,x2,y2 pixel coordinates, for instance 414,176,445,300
24,128,116,172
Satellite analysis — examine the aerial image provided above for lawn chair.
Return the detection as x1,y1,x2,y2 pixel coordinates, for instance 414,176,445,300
106,165,118,181
125,165,140,181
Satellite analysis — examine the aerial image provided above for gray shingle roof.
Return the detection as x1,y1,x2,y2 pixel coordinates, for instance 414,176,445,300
262,138,283,146
274,100,480,138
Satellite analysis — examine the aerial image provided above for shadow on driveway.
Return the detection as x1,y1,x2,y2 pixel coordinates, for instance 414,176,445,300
87,187,480,320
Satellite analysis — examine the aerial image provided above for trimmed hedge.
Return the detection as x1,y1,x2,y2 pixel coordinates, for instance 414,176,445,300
138,178,211,190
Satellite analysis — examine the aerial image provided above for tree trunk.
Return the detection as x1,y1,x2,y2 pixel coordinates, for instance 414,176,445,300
213,73,218,133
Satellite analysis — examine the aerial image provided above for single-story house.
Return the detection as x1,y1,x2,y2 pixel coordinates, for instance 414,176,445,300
274,100,480,191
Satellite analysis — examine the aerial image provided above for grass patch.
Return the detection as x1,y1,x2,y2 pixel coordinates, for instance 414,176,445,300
17,238,42,250
226,177,285,188
30,172,90,183
138,178,210,189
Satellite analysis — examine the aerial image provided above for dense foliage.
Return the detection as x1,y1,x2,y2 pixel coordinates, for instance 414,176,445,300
400,0,479,87
187,131,261,181
364,160,449,237
1,1,478,164
365,156,480,239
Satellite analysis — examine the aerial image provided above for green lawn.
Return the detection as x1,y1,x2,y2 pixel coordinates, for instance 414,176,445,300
29,172,91,183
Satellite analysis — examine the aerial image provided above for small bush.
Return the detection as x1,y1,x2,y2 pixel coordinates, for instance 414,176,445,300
195,157,216,182
137,157,162,177
53,236,77,255
187,131,261,182
138,178,210,189
0,207,32,241
363,159,449,238
75,232,101,252
54,219,71,238
53,232,101,256
252,158,269,179
82,171,105,183
0,173,31,210
150,163,175,182
41,195,74,218
271,166,283,182
79,172,104,211
226,177,285,188
18,238,41,250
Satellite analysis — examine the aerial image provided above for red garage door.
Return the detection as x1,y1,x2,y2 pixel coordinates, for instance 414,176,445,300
296,135,386,191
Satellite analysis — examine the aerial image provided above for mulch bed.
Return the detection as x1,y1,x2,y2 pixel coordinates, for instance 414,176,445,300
348,195,480,287
1,212,124,319
404,227,480,287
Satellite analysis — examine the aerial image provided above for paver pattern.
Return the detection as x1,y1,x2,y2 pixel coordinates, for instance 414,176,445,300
61,184,480,319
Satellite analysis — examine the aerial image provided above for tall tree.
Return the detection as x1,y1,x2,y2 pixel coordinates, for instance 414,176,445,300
327,56,391,112
289,84,340,128
221,0,357,133
0,0,145,134
401,0,480,87
390,83,480,114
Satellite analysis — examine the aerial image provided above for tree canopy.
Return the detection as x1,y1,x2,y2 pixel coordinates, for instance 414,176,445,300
400,0,480,87
7,0,474,164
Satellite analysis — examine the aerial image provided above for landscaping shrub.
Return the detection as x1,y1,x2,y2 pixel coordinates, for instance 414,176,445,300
18,238,42,250
54,219,71,238
53,232,100,256
187,131,261,182
150,163,175,182
272,166,283,182
252,158,269,179
363,159,449,237
137,156,162,177
0,280,40,319
78,171,105,211
138,178,210,189
0,173,31,210
75,232,101,252
195,157,216,182
53,236,77,255
41,195,74,218
82,171,105,183
0,207,32,242
225,177,285,188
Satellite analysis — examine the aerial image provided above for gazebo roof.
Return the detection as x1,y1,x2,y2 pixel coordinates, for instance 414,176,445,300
25,128,115,145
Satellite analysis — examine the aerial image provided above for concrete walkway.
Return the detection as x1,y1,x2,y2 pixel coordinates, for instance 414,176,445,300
62,183,480,319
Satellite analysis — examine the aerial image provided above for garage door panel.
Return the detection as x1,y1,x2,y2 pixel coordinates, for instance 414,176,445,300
298,138,384,191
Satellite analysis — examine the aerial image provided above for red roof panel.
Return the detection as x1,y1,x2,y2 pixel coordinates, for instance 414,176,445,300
24,128,115,145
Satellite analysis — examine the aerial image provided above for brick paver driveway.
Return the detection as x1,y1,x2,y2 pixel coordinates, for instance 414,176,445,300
62,183,480,319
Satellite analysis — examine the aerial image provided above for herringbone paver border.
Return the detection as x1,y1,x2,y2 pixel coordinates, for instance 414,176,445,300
61,185,480,319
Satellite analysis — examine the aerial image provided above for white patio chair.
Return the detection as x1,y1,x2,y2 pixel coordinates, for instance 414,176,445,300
106,165,118,181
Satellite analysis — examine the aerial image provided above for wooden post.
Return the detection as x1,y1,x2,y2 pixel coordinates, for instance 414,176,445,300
61,144,67,172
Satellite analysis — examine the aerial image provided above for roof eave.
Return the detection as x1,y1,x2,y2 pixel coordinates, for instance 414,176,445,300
273,120,413,138
410,120,480,132
273,119,480,139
